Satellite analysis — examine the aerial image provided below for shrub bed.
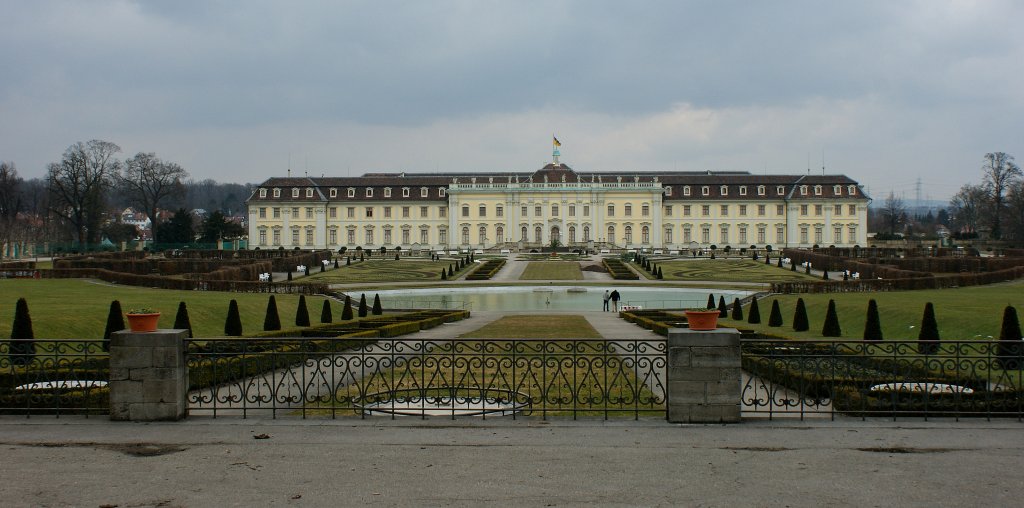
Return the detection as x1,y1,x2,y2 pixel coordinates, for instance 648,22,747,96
602,258,639,280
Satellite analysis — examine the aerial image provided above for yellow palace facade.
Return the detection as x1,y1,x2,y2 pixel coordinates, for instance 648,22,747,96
246,149,870,252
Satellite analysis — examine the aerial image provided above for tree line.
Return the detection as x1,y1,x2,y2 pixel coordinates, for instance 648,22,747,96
1,140,254,253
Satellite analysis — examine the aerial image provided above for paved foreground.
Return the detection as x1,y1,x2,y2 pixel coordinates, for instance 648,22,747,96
1,417,1022,507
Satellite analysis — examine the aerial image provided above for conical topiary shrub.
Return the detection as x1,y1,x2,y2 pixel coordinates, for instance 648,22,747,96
372,294,383,315
320,300,333,323
173,301,193,338
918,302,939,354
791,262,796,272
707,294,716,309
777,257,783,268
358,294,368,318
334,259,339,269
863,299,883,341
731,298,743,321
103,300,126,352
448,265,454,277
441,269,448,280
718,296,728,318
10,298,36,365
656,266,663,279
793,298,809,332
295,294,310,327
341,295,354,320
768,300,783,327
822,270,829,280
821,299,841,337
225,299,243,337
264,295,281,331
997,305,1022,370
747,298,761,324
287,270,293,281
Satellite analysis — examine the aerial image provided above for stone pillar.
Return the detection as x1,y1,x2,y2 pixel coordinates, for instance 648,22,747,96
666,328,741,423
109,329,189,421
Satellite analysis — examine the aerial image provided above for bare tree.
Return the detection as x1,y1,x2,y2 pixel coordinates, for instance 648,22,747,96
0,161,23,257
982,152,1022,239
1006,180,1024,244
118,152,188,231
949,184,987,234
47,140,122,246
880,191,907,236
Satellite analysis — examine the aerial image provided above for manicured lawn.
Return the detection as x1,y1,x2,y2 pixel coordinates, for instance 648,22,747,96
460,315,600,338
305,259,470,283
519,261,583,280
717,280,1024,341
636,259,817,282
0,279,377,339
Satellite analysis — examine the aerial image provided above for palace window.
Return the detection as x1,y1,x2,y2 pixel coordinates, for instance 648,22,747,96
777,204,784,215
739,205,747,216
624,225,633,244
720,225,729,244
701,227,710,243
496,205,504,217
462,227,470,244
384,188,391,198
815,204,823,216
800,185,808,196
347,188,355,197
421,187,428,197
607,226,615,245
848,185,857,195
776,225,785,244
642,204,649,216
347,230,355,245
683,205,691,216
757,185,765,196
259,229,267,245
496,226,504,241
624,204,632,216
664,205,672,216
848,205,856,215
366,229,374,244
583,205,590,216
479,226,487,242
535,226,542,243
757,226,766,244
702,205,710,216
366,188,373,198
402,229,410,244
439,229,447,244
462,205,470,217
720,186,728,196
479,205,487,217
384,207,392,219
329,207,337,218
568,205,575,217
306,188,314,198
758,204,766,216
439,206,446,218
702,186,710,196
641,226,650,244
535,206,542,217
292,188,299,198
420,229,429,244
583,226,591,242
834,185,842,195
607,204,615,217
834,204,842,215
552,204,559,216
292,229,299,244
800,226,808,244
800,205,808,215
720,205,728,216
834,226,843,244
738,226,747,244
273,229,281,245
814,185,822,196
777,186,785,195
420,206,428,218
330,229,337,245
273,207,280,218
568,226,576,244
665,186,672,196
683,226,691,243
306,207,313,219
439,188,445,197
365,207,373,218
664,227,672,244
402,206,410,218
259,207,266,218
259,188,267,198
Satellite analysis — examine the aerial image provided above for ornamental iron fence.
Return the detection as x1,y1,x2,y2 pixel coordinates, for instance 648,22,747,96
742,338,1024,420
186,337,667,420
0,341,109,416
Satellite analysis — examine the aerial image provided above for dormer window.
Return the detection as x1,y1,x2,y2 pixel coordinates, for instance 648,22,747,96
259,188,267,198
739,186,747,196
776,186,785,195
384,187,391,198
402,187,410,197
420,187,428,197
800,185,808,196
347,188,355,198
834,185,842,195
366,188,373,198
720,185,728,196
814,185,822,196
848,185,857,195
273,188,281,198
292,188,300,198
306,188,314,198
664,186,672,196
329,188,337,198
701,186,710,196
439,188,446,197
757,185,766,196
683,186,691,196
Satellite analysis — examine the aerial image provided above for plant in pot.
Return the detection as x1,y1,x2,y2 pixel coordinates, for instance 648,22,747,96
683,307,720,331
125,307,161,332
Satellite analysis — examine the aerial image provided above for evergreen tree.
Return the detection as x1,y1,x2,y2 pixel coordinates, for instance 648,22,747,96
768,300,783,327
731,298,743,320
9,298,35,365
320,300,333,323
717,296,728,318
173,301,193,338
997,305,1022,369
747,298,761,324
790,261,796,271
304,265,310,276
821,299,841,337
918,302,939,353
358,294,369,317
224,299,243,336
287,270,293,281
334,259,339,268
706,294,716,309
863,299,883,341
448,265,454,277
793,298,809,332
295,294,311,327
263,295,281,331
765,255,770,265
102,300,125,352
822,270,829,280
341,295,354,320
778,257,783,268
441,269,448,280
346,256,351,265
656,266,664,279
372,294,383,315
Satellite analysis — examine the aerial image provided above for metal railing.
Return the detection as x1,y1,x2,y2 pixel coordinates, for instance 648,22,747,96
741,338,1024,420
186,337,666,420
0,341,109,417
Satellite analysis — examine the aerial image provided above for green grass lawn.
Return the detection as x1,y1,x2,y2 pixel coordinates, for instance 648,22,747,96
718,280,1024,341
305,259,470,283
0,279,377,339
636,258,818,282
519,261,583,280
459,315,600,338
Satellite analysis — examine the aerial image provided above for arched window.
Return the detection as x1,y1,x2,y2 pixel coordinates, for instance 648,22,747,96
624,225,633,244
521,226,527,241
551,226,560,244
641,226,649,244
607,225,615,245
496,226,504,242
461,227,470,244
568,226,576,244
534,226,542,243
583,226,591,242
479,226,487,243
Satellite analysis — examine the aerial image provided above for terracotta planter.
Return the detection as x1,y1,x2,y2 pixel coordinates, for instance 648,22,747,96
126,313,161,333
683,310,720,331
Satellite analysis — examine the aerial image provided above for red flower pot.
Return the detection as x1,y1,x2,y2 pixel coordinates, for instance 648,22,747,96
683,310,720,331
126,313,161,333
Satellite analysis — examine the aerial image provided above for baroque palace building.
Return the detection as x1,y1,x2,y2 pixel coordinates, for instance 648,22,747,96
246,146,870,252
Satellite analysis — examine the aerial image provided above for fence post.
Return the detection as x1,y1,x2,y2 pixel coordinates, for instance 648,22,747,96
666,328,741,423
109,329,189,421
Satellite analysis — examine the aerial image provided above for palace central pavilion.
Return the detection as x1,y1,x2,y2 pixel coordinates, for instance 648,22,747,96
247,147,870,252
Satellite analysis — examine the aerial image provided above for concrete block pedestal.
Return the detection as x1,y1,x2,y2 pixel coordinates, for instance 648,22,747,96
109,329,189,421
666,328,741,423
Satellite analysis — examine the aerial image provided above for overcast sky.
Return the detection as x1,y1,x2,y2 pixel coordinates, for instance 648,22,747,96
2,0,1022,202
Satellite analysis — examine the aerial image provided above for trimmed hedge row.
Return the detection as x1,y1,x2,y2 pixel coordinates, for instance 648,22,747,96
44,267,329,294
602,257,639,280
620,309,688,336
465,259,506,280
771,265,1024,294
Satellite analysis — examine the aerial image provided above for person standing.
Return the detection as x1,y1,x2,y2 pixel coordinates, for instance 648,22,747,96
602,290,611,311
610,289,621,312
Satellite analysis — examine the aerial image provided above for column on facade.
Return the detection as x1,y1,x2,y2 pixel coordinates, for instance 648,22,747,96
786,203,799,248
316,207,327,249
282,207,292,247
652,191,663,249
